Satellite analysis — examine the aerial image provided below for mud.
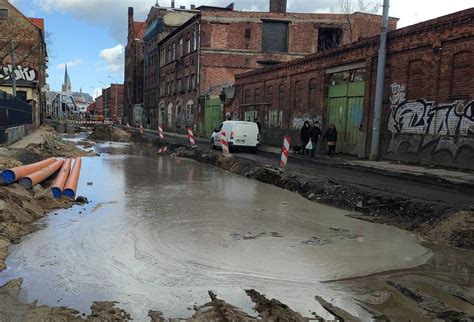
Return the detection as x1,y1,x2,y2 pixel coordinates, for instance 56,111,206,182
87,125,131,142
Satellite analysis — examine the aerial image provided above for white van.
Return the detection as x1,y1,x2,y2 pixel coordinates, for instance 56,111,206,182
210,121,259,152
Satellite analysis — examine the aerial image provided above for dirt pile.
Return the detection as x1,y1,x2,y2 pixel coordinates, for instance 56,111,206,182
24,133,97,158
88,125,131,142
425,210,474,249
0,183,72,270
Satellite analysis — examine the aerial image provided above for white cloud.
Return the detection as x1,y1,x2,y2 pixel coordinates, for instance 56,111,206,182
57,59,82,70
99,44,124,74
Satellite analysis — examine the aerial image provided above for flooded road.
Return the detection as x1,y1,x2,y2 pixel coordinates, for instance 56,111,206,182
0,153,432,320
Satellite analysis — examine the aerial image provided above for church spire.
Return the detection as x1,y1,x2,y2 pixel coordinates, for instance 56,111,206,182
62,63,72,92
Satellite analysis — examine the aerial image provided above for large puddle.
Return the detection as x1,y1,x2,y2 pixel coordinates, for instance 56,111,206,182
0,154,432,320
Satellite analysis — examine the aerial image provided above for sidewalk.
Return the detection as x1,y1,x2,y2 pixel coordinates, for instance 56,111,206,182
147,128,474,187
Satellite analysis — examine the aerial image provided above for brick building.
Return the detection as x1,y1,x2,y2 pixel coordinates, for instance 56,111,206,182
152,0,396,137
102,84,124,122
0,0,48,126
142,3,196,128
123,7,145,125
95,94,104,116
230,9,474,170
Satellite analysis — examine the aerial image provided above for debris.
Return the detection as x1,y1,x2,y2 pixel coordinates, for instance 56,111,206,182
75,196,89,204
87,182,93,186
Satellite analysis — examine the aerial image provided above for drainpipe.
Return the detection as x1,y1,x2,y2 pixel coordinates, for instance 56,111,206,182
196,17,202,135
11,41,17,97
369,0,390,161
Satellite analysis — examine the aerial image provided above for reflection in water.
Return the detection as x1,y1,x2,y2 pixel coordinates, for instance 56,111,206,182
0,155,432,321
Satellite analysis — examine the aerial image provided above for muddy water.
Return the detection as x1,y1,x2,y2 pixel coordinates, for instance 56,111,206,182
0,154,432,320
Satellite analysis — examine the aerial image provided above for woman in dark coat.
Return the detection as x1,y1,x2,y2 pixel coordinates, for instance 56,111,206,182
309,121,322,157
300,121,311,155
323,123,337,157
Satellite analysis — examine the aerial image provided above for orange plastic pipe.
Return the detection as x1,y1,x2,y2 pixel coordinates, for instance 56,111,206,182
63,157,82,199
1,158,56,184
51,158,72,198
19,159,64,189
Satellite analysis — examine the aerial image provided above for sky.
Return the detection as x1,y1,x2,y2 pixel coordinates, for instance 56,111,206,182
9,0,474,98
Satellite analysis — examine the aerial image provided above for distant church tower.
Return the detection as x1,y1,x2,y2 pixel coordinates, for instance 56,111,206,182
62,64,72,92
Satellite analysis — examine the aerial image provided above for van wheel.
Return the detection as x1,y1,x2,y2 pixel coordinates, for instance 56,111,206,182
211,138,216,150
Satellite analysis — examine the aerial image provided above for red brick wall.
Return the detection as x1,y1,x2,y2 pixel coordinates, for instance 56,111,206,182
230,9,474,170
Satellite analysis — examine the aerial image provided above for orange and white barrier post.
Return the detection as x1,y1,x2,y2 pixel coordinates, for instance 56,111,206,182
140,124,144,135
280,135,291,169
187,128,196,147
158,126,164,140
220,131,231,157
158,146,168,154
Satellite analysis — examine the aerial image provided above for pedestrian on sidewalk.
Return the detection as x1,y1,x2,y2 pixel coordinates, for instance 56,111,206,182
323,123,337,158
309,121,322,157
300,121,311,155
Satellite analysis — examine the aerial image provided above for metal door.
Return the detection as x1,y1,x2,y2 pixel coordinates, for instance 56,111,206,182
204,97,223,138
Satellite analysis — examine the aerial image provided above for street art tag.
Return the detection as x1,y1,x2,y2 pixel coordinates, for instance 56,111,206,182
0,65,38,82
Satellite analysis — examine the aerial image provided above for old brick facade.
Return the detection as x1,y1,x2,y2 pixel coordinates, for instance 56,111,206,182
0,0,47,126
152,2,396,137
230,9,474,170
101,84,124,122
123,7,145,125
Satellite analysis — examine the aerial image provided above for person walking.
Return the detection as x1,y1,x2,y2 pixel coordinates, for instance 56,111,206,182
323,123,338,158
300,121,311,155
309,121,322,157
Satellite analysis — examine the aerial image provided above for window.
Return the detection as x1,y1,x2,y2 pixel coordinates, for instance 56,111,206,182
193,27,198,50
255,88,261,103
262,21,288,53
0,8,8,19
179,38,183,57
245,89,252,104
309,79,317,108
245,28,251,39
191,74,196,89
278,84,286,108
177,78,183,92
171,81,174,94
166,82,170,95
318,28,342,52
187,38,191,54
172,42,176,60
167,45,171,63
294,81,302,108
185,76,189,91
269,110,283,128
266,85,273,103
244,111,257,122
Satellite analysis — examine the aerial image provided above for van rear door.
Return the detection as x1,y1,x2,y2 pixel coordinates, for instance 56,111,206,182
233,122,258,147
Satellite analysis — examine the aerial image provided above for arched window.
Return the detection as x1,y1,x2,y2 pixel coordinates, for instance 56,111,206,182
451,51,472,100
278,84,285,108
309,79,317,108
293,81,302,108
266,85,273,104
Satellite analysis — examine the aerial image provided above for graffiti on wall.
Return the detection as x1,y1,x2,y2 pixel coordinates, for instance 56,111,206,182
386,89,474,169
0,65,38,82
388,99,474,136
291,113,321,129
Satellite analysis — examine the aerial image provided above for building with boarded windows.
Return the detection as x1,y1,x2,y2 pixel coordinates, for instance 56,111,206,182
229,9,474,170
147,0,395,137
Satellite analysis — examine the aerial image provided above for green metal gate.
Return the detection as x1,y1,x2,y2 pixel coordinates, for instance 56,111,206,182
204,96,223,138
328,81,365,155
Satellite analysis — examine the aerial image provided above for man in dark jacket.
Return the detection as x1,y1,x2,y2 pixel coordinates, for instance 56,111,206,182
300,121,311,155
309,121,322,157
323,123,338,158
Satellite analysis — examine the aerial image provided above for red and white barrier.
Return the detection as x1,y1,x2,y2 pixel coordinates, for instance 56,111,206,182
280,135,291,169
220,131,231,157
74,121,111,125
158,126,164,140
187,128,196,147
158,146,168,153
139,124,144,135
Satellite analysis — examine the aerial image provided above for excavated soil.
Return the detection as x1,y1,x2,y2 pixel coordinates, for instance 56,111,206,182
87,125,131,142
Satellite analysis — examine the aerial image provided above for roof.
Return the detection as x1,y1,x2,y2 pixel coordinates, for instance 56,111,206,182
134,21,146,39
29,18,45,34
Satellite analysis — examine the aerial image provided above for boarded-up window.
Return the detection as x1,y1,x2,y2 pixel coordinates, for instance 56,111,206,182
293,81,302,108
262,21,288,53
451,51,472,100
407,60,427,100
309,79,317,107
278,84,286,108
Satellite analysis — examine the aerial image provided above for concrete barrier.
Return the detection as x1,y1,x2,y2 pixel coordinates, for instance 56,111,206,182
0,125,27,145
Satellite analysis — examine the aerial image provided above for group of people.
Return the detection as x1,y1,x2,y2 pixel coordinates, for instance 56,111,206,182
300,121,337,158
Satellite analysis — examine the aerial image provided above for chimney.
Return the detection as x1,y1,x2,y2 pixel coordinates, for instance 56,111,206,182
128,7,133,17
171,0,175,8
180,5,185,9
269,0,287,13
191,4,196,10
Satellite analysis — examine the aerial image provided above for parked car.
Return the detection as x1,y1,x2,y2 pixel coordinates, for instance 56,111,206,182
210,121,259,152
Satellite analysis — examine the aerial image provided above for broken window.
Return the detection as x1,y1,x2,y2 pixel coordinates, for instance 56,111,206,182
318,28,342,52
262,21,288,53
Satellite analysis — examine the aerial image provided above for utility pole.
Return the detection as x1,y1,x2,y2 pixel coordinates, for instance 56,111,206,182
369,0,390,161
11,40,17,97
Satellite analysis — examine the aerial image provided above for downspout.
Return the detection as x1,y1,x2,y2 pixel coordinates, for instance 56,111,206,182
369,0,390,161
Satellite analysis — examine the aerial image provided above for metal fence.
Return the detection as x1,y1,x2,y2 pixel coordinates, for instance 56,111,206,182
0,91,32,129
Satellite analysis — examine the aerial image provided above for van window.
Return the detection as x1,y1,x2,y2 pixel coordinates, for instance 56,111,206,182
215,123,223,132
